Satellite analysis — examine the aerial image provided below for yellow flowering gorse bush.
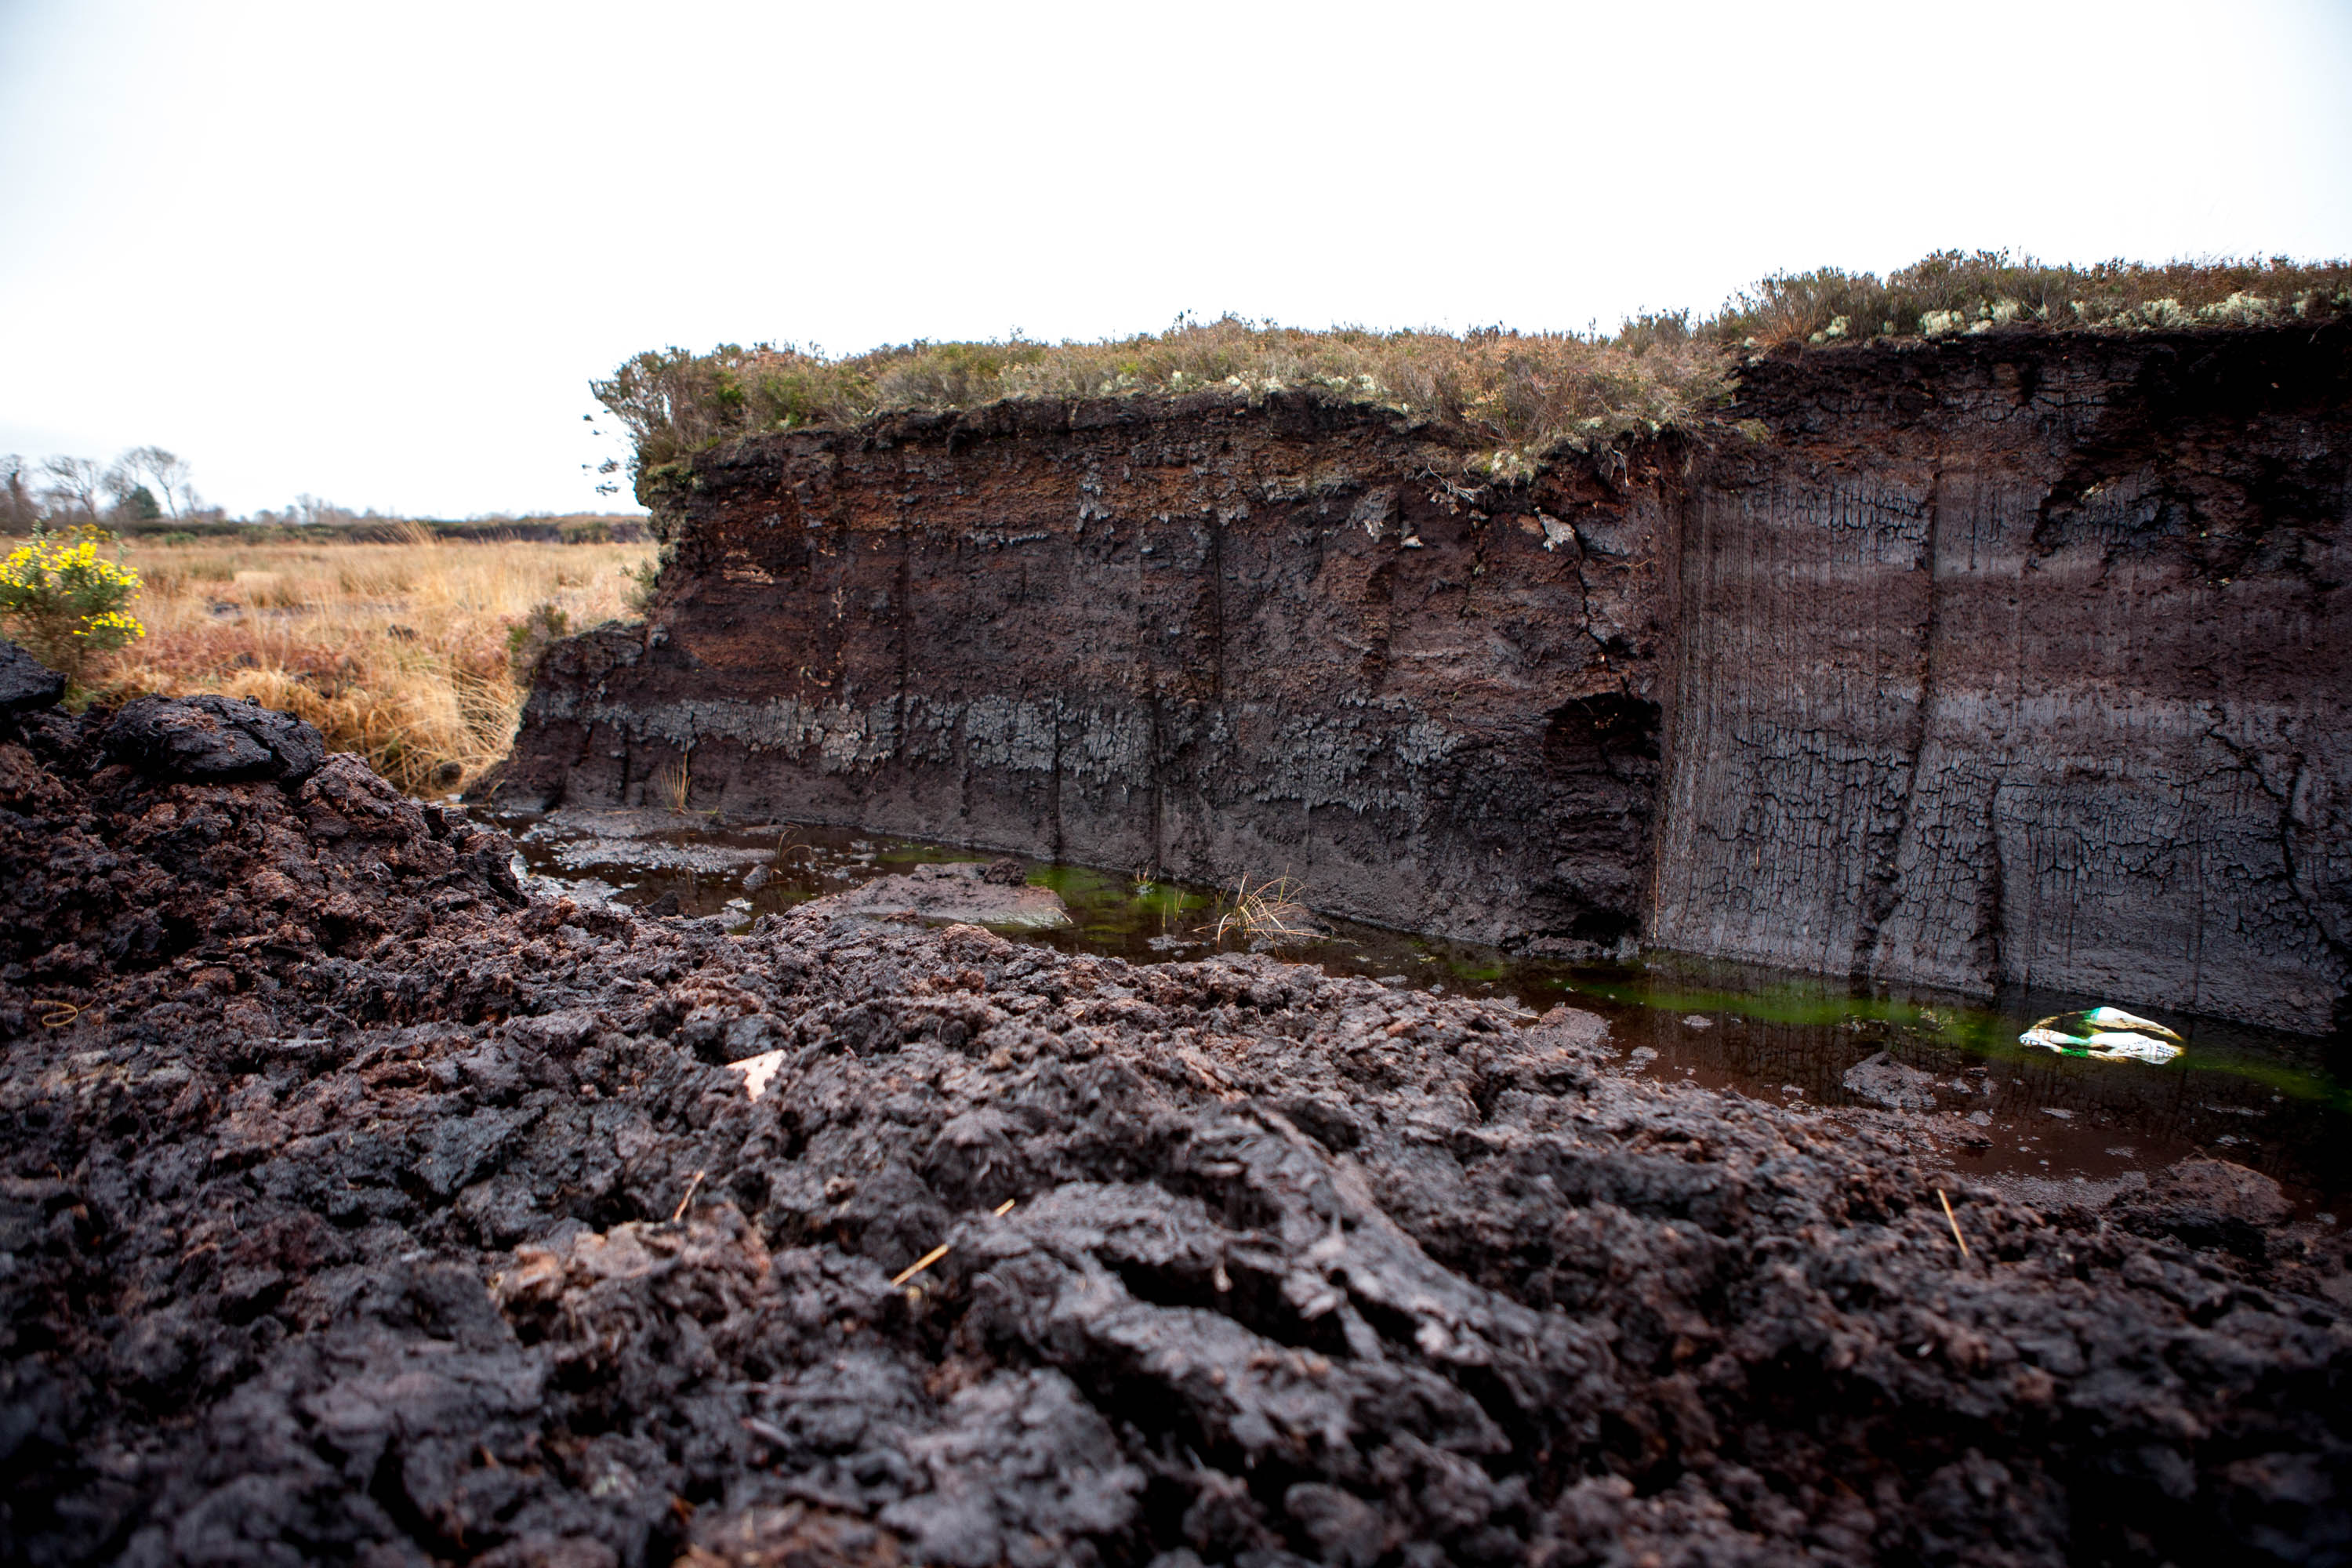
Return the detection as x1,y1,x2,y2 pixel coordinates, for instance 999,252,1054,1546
0,526,147,687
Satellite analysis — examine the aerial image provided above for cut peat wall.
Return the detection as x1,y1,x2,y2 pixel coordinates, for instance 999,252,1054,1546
497,327,2352,1033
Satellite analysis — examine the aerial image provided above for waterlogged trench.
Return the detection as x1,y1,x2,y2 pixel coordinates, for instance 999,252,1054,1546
504,806,2352,1212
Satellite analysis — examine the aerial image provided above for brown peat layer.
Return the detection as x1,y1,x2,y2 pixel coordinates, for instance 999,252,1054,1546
4,662,2350,1566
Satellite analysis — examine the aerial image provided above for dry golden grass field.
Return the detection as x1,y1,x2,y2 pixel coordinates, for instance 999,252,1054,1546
62,530,652,794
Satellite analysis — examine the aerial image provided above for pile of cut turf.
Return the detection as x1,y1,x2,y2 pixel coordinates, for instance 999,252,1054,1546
2,641,2345,1566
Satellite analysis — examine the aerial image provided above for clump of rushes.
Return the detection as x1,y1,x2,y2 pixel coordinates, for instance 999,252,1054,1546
1203,873,1318,949
0,524,145,691
652,752,691,813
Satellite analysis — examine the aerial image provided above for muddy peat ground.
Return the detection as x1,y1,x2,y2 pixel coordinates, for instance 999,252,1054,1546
502,809,2352,1213
2,653,2348,1566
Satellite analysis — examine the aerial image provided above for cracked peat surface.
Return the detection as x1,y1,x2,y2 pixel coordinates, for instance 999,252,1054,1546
3,673,2350,1566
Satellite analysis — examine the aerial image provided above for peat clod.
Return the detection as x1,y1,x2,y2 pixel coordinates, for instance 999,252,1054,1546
0,639,64,716
2107,1154,2299,1263
1842,1049,1941,1111
0,684,525,1003
2,693,2348,1566
799,860,1070,931
99,692,328,786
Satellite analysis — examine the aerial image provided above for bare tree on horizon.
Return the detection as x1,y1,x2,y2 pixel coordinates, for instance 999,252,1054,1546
109,445,199,519
37,456,107,524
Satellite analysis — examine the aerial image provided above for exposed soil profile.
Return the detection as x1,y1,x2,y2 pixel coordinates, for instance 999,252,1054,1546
498,324,2352,1037
5,666,2349,1566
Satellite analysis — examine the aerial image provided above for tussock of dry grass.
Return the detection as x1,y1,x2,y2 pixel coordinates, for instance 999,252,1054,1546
1202,874,1320,950
650,753,691,814
91,535,651,795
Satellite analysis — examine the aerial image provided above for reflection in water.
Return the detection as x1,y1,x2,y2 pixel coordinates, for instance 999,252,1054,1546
501,808,2351,1208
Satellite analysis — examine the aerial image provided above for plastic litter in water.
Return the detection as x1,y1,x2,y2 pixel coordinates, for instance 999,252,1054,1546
2020,1006,2184,1064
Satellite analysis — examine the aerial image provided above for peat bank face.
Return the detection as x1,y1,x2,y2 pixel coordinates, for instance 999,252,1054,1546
498,328,2352,1036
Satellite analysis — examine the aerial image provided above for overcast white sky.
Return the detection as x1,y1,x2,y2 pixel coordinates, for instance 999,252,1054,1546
3,0,2348,518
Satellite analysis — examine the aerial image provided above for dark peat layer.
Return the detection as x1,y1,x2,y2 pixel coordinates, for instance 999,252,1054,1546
3,655,2349,1566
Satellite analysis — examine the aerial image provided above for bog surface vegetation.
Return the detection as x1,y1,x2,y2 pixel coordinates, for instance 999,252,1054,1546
70,528,652,793
599,252,2352,481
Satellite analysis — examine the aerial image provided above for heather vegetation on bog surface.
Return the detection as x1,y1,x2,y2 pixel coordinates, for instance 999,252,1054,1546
1715,250,2352,348
598,316,1731,476
597,252,2352,483
76,532,651,793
